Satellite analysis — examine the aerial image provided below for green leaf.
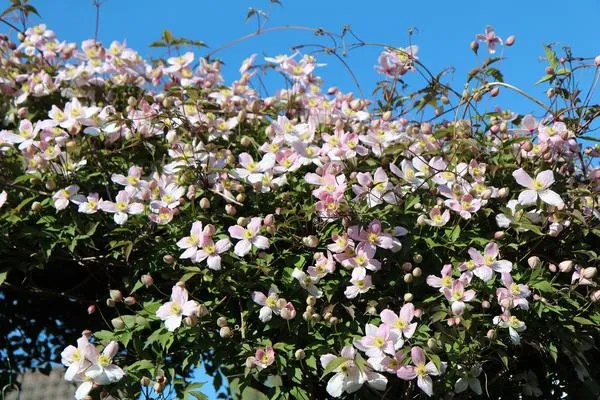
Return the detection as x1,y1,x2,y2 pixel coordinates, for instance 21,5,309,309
0,271,7,285
573,316,595,325
544,45,559,69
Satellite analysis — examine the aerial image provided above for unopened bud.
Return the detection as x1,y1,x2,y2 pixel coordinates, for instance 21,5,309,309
412,267,422,278
545,66,555,75
522,141,533,152
481,300,490,309
111,317,125,330
528,256,541,269
140,377,151,387
153,382,165,393
240,136,252,147
505,35,516,46
427,338,439,352
45,180,56,190
225,204,236,216
109,289,123,302
595,55,600,67
302,235,319,248
219,326,233,338
591,290,600,302
311,313,321,322
31,201,42,212
141,274,154,287
382,111,392,121
184,315,197,327
494,231,505,239
548,263,557,273
490,87,500,97
558,260,573,273
199,197,210,209
417,215,426,225
404,273,413,284
124,296,136,306
236,193,246,203
402,262,413,272
106,298,116,308
216,316,228,328
413,254,423,264
583,267,597,279
404,292,413,302
470,40,479,54
306,296,316,306
87,304,96,314
276,298,287,309
196,304,209,318
163,255,175,264
294,349,306,360
487,329,497,340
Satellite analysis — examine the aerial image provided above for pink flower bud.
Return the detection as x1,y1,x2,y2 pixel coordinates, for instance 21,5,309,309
595,55,600,67
548,263,557,272
302,235,319,248
87,304,96,314
591,290,600,302
583,267,597,279
225,204,237,216
487,329,497,340
109,290,123,302
124,296,137,306
414,308,423,318
528,256,541,268
558,260,573,273
264,214,275,226
490,87,500,97
141,274,154,287
199,197,210,209
163,255,175,264
481,300,490,309
470,40,479,54
494,231,505,239
505,35,516,46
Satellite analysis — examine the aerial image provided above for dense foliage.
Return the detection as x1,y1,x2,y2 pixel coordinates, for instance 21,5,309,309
1,5,600,399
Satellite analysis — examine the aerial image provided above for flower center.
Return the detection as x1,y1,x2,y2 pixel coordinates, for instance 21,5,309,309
98,354,111,367
415,363,427,377
171,303,182,315
394,319,407,330
533,179,545,190
243,230,254,239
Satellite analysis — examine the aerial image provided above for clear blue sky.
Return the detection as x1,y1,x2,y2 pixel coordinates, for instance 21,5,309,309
22,0,600,116
10,0,600,397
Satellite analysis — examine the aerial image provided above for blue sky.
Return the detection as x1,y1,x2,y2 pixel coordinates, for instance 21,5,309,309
12,0,600,397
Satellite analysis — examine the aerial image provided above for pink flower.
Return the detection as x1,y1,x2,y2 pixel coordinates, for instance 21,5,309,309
228,217,269,257
53,185,80,210
350,219,394,252
235,152,276,184
85,341,124,385
423,207,450,227
443,280,476,316
194,238,232,270
496,273,531,310
344,267,372,299
445,194,481,219
252,287,280,322
156,285,199,332
353,323,400,359
248,346,275,369
111,165,144,189
292,268,323,298
426,264,454,292
99,189,144,224
307,251,336,278
493,312,526,344
468,242,513,281
345,243,381,271
512,168,564,207
71,193,101,214
397,346,443,397
148,205,174,225
476,25,503,54
61,334,92,381
352,168,396,207
380,303,418,341
177,221,214,260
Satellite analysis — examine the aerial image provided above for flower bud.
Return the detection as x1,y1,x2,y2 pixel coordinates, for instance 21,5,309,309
486,329,497,340
302,235,319,248
591,290,600,302
240,136,252,147
236,193,246,203
558,260,573,273
153,382,165,393
199,197,210,209
470,40,479,54
413,202,422,210
595,55,600,67
505,35,516,46
427,338,439,352
294,349,306,360
106,298,116,308
219,326,233,338
548,263,557,273
481,189,492,200
414,308,423,318
404,273,413,283
17,32,25,42
225,204,236,216
266,225,276,234
184,315,198,327
382,110,392,121
124,296,137,306
31,201,42,212
545,66,555,75
276,298,287,309
163,254,175,264
280,305,296,320
583,267,597,279
216,316,228,328
311,313,321,322
528,256,541,269
87,304,96,315
306,296,316,306
236,217,248,226
196,304,209,318
141,274,154,287
305,305,315,314
140,377,151,387
45,180,56,190
302,311,311,321
109,290,123,302
402,262,413,272
413,254,423,264
404,292,414,302
111,317,125,330
494,231,504,239
416,214,426,225
412,267,422,278
490,87,500,97
481,300,490,309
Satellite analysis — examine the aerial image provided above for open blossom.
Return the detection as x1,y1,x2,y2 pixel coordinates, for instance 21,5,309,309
234,152,276,184
177,221,214,259
85,341,124,386
292,268,322,298
512,168,564,207
99,190,144,224
353,323,400,359
194,238,231,270
61,334,92,381
493,312,527,344
445,194,481,219
397,346,443,397
443,280,476,316
111,165,144,189
252,286,280,322
352,168,396,207
350,219,395,253
156,285,199,331
423,206,450,227
53,185,80,210
320,345,387,398
468,242,512,281
71,192,100,214
476,25,503,54
380,303,417,341
496,273,531,310
307,251,336,278
344,267,372,299
247,346,275,369
228,217,269,257
426,264,454,292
